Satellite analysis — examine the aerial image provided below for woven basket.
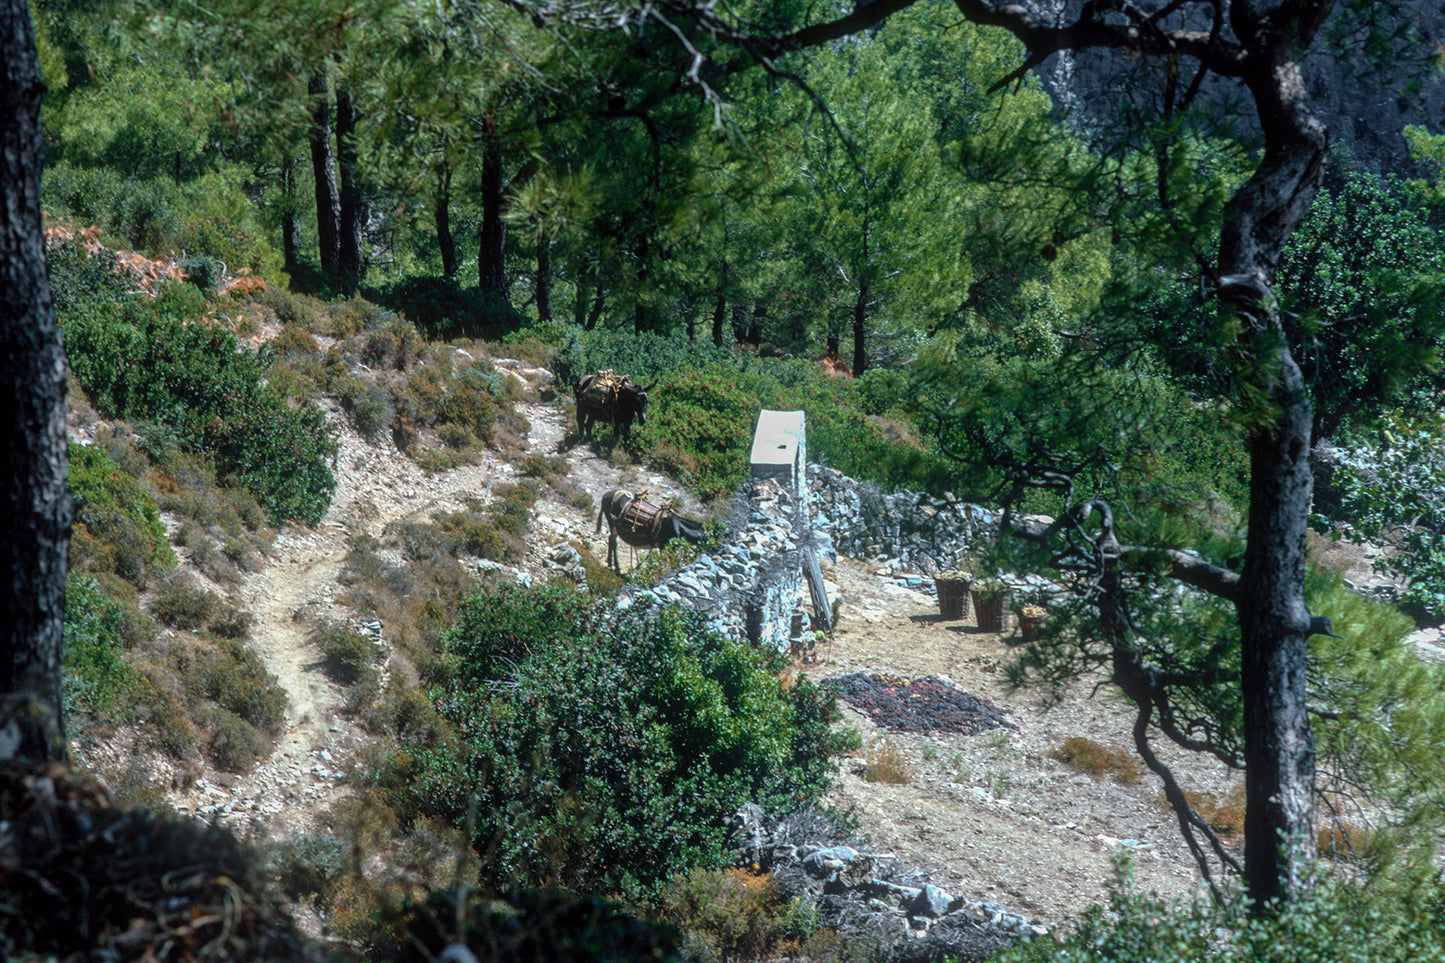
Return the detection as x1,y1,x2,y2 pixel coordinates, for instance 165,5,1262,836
936,578,971,620
972,590,1011,633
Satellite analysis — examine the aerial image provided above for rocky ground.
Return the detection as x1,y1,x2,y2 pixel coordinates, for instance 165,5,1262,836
72,356,1441,937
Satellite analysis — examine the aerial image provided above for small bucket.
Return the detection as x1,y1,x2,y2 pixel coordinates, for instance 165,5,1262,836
936,578,971,620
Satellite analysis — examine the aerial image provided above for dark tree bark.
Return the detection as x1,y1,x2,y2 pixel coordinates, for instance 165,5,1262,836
1,0,70,763
585,278,606,330
852,274,869,377
536,234,552,323
335,86,365,283
711,291,726,346
280,155,301,278
436,165,457,279
309,73,341,276
1218,5,1334,902
478,117,508,299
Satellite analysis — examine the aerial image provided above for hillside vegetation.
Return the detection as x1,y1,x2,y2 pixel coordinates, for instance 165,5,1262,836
12,0,1445,958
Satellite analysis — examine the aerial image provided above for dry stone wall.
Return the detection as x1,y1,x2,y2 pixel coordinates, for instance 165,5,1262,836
809,464,998,575
618,462,1007,652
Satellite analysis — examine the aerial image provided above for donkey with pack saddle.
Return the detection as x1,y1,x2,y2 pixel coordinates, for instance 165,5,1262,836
596,489,705,573
575,370,656,441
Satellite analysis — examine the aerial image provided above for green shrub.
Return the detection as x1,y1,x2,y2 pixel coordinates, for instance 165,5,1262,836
60,285,336,524
68,441,176,589
153,278,208,317
269,831,349,903
314,621,382,688
44,163,279,274
200,705,271,772
335,374,395,442
367,276,527,341
251,287,322,329
375,886,685,963
635,364,761,500
201,637,286,734
997,855,1445,962
561,329,954,497
149,578,219,630
63,575,140,715
659,867,819,963
46,238,132,316
373,587,852,895
360,319,424,370
134,675,200,760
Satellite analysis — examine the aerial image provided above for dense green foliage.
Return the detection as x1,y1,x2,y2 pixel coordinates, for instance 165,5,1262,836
1146,171,1445,440
998,855,1445,962
557,327,951,499
68,440,177,589
63,575,140,715
55,244,337,524
370,584,854,896
1328,412,1445,618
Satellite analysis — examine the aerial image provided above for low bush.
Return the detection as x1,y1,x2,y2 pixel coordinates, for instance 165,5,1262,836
58,258,337,524
371,586,854,895
659,867,820,963
148,577,219,631
996,854,1445,962
68,441,176,590
313,621,382,688
269,830,349,904
63,575,140,715
1180,784,1247,836
560,329,954,499
367,275,528,341
374,886,685,963
1050,736,1143,784
334,374,395,442
44,162,280,275
200,705,271,772
199,637,286,734
862,739,912,784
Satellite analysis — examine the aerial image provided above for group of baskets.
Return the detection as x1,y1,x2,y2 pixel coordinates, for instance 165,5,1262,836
933,570,1046,638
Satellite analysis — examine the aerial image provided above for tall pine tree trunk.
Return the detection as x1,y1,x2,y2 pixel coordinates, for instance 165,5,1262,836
436,165,457,279
309,73,340,276
711,291,726,346
335,86,364,283
852,275,869,377
536,234,551,323
281,155,301,278
1,0,70,763
478,117,507,299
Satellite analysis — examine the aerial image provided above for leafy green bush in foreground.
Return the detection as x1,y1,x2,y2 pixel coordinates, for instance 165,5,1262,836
370,584,856,897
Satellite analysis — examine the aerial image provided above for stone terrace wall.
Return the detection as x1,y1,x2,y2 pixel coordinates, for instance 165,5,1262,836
617,475,804,650
809,464,998,575
617,461,1007,653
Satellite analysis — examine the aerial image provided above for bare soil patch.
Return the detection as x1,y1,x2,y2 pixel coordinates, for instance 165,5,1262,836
801,559,1237,927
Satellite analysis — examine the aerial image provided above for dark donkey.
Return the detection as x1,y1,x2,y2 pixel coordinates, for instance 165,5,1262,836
595,489,705,572
575,371,657,441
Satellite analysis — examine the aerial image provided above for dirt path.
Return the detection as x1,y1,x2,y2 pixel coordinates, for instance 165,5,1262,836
173,362,702,837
